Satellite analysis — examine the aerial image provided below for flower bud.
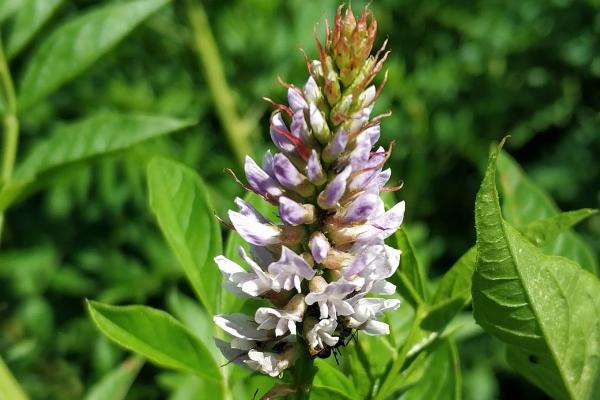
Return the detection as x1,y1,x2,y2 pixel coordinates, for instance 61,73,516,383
309,276,328,293
272,153,315,197
279,196,316,225
309,103,331,144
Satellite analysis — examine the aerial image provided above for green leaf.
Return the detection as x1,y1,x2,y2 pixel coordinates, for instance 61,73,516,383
17,0,170,109
313,360,359,399
391,228,427,307
498,151,598,274
166,289,220,361
15,112,195,180
0,355,27,400
6,0,64,59
84,356,144,400
0,0,26,21
3,112,193,212
147,157,222,315
472,143,600,400
87,301,222,385
426,208,595,331
399,340,461,400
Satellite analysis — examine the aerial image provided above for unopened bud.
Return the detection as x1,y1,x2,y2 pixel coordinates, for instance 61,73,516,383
309,276,328,293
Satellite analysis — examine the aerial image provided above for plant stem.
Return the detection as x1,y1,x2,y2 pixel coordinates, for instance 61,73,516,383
293,345,317,400
373,306,425,400
183,0,254,166
0,33,19,243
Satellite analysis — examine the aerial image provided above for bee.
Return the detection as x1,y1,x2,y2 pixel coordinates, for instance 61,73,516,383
314,327,358,364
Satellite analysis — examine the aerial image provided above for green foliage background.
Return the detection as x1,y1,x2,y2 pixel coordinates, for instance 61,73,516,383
0,0,598,399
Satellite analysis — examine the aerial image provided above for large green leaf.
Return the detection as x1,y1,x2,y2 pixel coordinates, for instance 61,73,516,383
6,0,64,59
472,143,600,400
83,356,144,400
1,112,194,213
399,339,461,400
15,112,195,180
17,0,170,109
87,301,222,386
147,157,222,315
426,208,596,332
498,151,598,274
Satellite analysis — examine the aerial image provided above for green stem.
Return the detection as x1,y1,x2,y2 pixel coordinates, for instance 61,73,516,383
0,354,28,400
183,0,254,166
0,32,19,243
293,346,317,400
373,306,426,400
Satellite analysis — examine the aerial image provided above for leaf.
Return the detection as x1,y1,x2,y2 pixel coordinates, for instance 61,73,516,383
166,289,220,362
6,0,64,59
0,355,27,400
0,0,26,21
147,157,222,315
398,340,461,400
87,301,222,385
426,208,596,331
498,151,598,274
472,142,600,400
391,228,427,307
17,0,170,109
4,112,193,212
84,356,144,400
313,360,359,399
15,112,195,180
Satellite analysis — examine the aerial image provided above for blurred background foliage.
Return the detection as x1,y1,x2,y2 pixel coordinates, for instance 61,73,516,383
0,0,598,399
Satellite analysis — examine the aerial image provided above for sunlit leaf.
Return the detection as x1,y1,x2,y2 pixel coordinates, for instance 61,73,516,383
17,0,171,109
147,157,222,315
472,143,600,400
87,301,222,386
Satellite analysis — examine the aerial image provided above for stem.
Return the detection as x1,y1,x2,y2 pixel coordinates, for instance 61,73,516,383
0,32,19,243
292,345,316,400
183,0,254,165
373,306,425,400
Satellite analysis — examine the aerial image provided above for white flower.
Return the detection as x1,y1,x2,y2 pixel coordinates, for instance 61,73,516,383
305,279,357,319
245,347,295,377
268,246,316,292
255,307,302,337
215,247,277,297
214,313,273,341
346,298,401,335
306,318,339,355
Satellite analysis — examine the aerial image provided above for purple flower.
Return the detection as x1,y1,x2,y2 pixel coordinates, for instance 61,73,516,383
214,6,404,378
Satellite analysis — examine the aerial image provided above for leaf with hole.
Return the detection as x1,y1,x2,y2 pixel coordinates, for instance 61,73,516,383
472,142,600,400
